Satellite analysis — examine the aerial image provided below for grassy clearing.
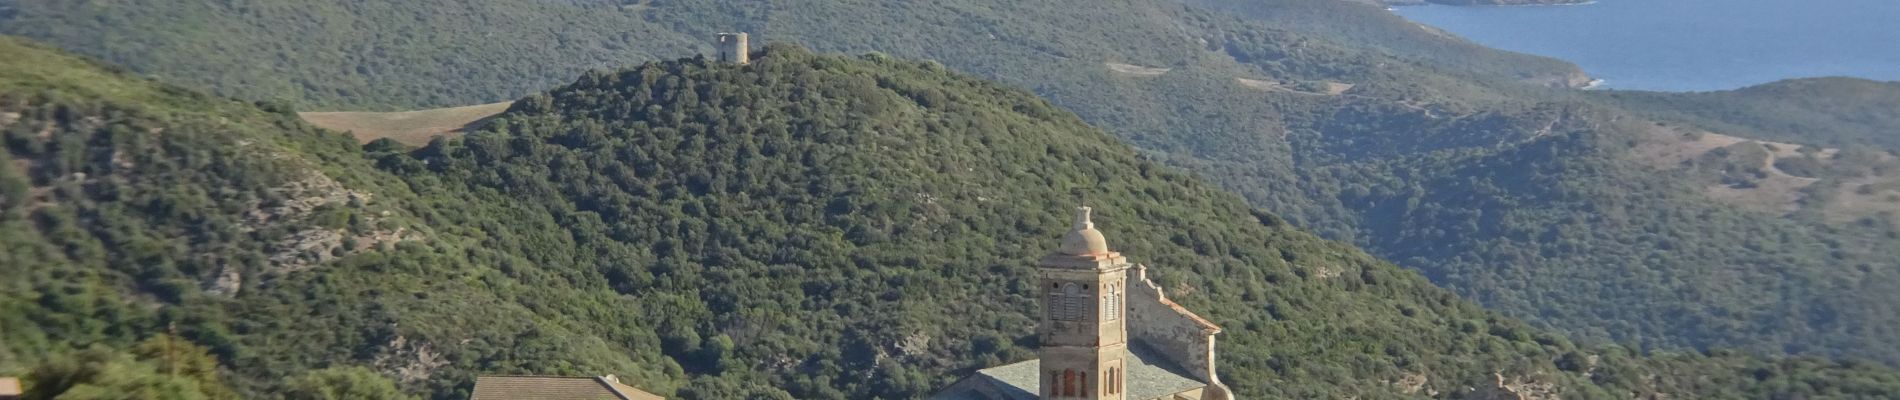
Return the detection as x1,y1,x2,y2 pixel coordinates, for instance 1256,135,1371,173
300,102,510,146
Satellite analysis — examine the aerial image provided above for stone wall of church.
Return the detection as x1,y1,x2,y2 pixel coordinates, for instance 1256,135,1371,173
1124,265,1218,384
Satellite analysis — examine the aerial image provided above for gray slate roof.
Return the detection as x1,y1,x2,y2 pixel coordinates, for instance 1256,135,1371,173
933,342,1205,400
469,375,663,400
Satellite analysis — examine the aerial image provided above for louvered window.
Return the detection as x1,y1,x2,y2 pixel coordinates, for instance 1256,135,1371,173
1051,283,1079,320
1048,292,1062,320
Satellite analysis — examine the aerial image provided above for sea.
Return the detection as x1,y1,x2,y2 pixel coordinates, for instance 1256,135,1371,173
1391,0,1900,92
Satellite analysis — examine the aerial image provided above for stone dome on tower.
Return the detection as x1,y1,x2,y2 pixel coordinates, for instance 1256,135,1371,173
1058,206,1110,256
934,205,1232,400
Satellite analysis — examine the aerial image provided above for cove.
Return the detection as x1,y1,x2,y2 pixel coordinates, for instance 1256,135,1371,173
1393,0,1900,91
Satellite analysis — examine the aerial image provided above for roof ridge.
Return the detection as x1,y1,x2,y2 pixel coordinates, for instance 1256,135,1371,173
593,376,635,400
978,358,1040,371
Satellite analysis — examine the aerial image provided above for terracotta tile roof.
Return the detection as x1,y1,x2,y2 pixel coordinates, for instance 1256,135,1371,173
600,379,664,400
1130,264,1221,333
470,375,662,400
1155,296,1222,333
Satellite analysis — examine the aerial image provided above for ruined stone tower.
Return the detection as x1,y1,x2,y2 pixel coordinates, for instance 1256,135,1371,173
1037,206,1131,399
716,32,749,65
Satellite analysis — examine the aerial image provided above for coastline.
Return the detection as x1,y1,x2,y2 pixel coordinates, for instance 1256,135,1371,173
1384,0,1596,8
1387,0,1900,92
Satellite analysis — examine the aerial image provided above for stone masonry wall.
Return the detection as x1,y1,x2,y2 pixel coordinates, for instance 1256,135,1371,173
1124,265,1219,384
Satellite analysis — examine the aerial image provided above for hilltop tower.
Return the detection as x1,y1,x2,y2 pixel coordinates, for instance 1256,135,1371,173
716,32,750,65
1037,206,1131,399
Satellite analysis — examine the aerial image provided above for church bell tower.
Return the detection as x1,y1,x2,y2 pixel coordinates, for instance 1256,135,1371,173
1037,206,1129,399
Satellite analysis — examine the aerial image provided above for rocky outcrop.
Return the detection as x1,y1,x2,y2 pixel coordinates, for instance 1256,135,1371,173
1390,371,1435,395
246,173,414,276
199,166,416,297
1520,69,1596,89
374,334,448,385
1465,372,1558,400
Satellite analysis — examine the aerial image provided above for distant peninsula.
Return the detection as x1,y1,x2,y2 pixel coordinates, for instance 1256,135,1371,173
1383,0,1591,5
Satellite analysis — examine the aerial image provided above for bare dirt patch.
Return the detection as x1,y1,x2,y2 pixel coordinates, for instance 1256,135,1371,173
1234,77,1281,91
300,102,510,146
1632,125,1815,212
1626,124,1900,219
1319,81,1356,95
1105,62,1170,77
619,0,654,11
1630,124,1834,169
1824,176,1900,224
1703,170,1815,213
1234,77,1353,96
1414,23,1458,41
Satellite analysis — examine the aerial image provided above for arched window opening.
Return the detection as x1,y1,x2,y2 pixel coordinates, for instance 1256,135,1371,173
1104,286,1120,321
1062,370,1075,396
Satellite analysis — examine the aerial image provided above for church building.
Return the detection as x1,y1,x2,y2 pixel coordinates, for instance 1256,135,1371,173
933,207,1234,400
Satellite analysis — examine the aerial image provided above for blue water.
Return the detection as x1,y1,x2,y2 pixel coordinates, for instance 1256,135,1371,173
1393,0,1900,92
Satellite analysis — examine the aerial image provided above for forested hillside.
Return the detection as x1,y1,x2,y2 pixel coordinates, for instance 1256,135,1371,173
1185,0,1591,88
0,0,706,109
1601,78,1900,149
7,0,1900,380
0,0,1583,110
10,37,1900,399
0,37,441,399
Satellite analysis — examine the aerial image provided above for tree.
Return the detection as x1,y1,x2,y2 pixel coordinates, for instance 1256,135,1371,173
282,366,415,400
23,346,226,400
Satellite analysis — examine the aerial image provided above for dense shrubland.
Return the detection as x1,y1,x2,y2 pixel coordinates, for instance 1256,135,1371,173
9,38,1900,399
7,0,1900,387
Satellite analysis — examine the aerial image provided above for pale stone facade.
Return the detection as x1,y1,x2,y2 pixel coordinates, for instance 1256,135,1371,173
934,207,1233,400
1036,207,1133,399
1124,265,1228,397
716,32,750,65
